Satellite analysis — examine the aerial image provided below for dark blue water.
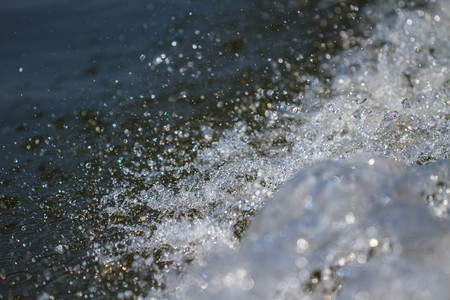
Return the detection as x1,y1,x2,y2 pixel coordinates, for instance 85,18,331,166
0,0,372,298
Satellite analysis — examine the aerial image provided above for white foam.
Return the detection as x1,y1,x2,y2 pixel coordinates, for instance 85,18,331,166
180,158,449,299
93,0,449,298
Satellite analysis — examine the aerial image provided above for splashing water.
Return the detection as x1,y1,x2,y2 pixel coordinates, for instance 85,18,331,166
1,0,448,299
181,158,449,299
92,0,449,298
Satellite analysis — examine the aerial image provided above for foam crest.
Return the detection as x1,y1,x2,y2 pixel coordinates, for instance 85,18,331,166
181,158,450,299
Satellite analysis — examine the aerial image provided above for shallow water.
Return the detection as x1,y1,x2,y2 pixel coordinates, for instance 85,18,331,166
1,0,448,299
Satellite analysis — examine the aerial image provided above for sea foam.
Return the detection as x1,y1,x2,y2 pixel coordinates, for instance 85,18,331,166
93,0,449,298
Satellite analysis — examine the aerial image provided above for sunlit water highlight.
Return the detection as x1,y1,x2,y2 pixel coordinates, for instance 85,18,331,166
0,0,448,299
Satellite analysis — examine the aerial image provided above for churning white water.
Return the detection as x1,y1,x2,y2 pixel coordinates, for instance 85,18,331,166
93,0,448,299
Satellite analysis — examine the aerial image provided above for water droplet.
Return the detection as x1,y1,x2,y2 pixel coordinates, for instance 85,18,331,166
55,244,65,254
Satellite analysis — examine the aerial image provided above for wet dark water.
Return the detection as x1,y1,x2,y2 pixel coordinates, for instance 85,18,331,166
0,0,371,298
